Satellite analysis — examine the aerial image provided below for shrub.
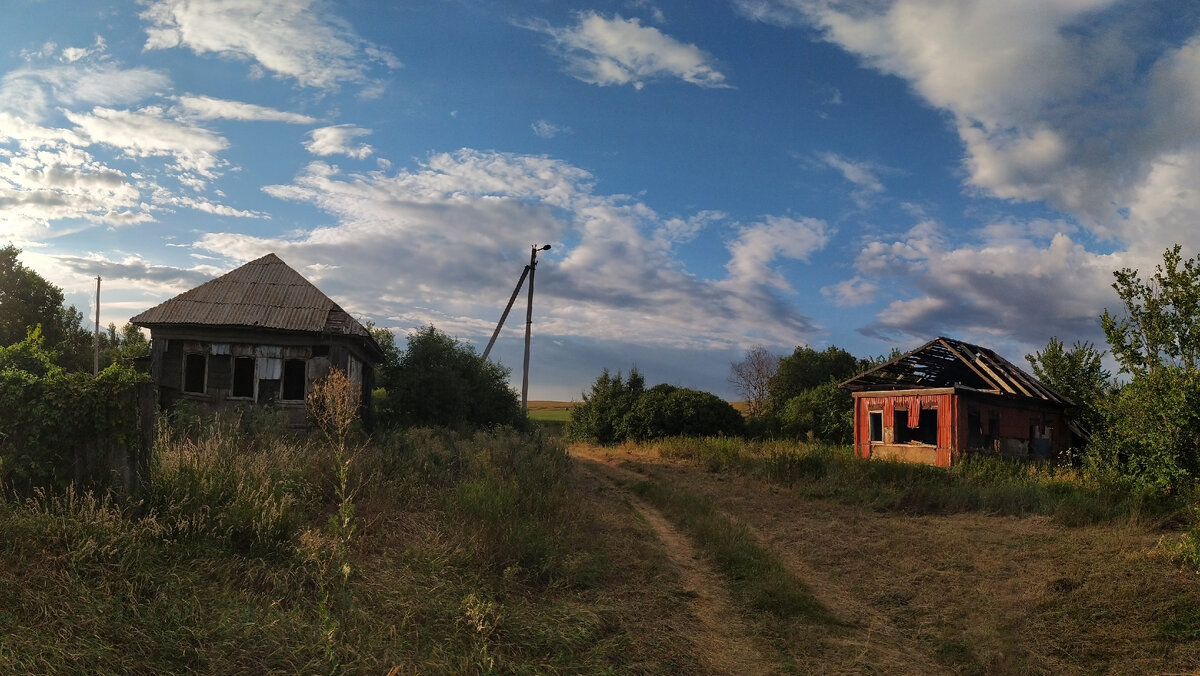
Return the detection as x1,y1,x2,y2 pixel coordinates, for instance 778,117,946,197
0,329,148,491
376,325,524,430
568,369,742,443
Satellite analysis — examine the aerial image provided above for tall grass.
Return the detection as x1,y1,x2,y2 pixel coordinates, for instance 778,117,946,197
629,436,1182,525
0,410,648,673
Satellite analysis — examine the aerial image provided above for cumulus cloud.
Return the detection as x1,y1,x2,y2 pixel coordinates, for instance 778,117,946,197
303,125,373,159
173,95,318,123
520,12,729,89
848,220,1121,347
735,0,1200,254
140,0,400,91
192,149,822,350
728,0,1200,353
822,276,878,307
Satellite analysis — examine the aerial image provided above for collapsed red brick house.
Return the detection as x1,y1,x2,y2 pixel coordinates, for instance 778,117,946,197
131,253,383,428
839,337,1081,467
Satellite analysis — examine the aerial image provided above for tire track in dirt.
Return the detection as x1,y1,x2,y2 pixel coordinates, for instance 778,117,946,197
584,451,946,674
572,453,779,676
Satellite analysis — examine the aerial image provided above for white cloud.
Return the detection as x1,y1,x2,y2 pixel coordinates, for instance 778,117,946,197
60,36,108,63
851,220,1121,346
724,215,829,291
0,62,170,122
0,125,151,241
734,1,1200,255
521,12,729,90
303,125,373,159
819,152,886,208
531,119,571,139
65,106,229,180
140,0,401,90
192,149,823,350
173,95,318,123
822,276,878,307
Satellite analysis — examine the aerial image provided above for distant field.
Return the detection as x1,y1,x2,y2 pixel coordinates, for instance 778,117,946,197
527,401,577,423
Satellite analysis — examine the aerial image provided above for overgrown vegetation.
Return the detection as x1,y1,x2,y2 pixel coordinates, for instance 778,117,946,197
610,436,1183,526
567,368,743,443
0,328,148,491
0,398,707,673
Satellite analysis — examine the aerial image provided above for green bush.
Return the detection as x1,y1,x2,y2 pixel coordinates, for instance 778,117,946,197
375,325,524,430
568,368,742,443
0,330,148,491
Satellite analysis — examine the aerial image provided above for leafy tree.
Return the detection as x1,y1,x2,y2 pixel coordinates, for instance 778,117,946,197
566,368,644,444
767,345,865,409
0,326,62,378
1102,244,1200,376
0,245,94,371
1090,245,1200,493
1025,337,1111,433
376,325,523,429
1089,368,1200,494
775,381,854,444
728,345,778,417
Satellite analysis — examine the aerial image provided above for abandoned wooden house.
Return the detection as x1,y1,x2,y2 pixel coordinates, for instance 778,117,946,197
839,337,1080,467
130,253,383,428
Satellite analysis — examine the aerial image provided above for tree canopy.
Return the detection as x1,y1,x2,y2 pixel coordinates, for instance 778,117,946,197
1025,337,1110,433
0,245,95,371
1102,244,1200,376
375,325,523,430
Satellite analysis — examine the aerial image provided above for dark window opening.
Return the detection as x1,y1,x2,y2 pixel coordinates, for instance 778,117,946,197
281,359,306,401
232,357,256,398
868,411,883,442
895,408,938,444
968,407,982,448
183,353,206,394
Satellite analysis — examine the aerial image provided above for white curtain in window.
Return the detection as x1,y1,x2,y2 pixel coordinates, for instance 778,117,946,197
256,357,282,380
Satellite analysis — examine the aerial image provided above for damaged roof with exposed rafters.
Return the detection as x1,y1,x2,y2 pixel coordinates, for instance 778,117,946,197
131,253,376,347
839,336,1071,405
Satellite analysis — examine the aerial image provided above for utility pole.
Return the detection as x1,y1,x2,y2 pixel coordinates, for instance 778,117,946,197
481,244,551,413
93,276,101,376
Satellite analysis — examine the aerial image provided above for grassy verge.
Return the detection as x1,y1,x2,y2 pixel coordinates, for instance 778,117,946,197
0,412,699,674
601,436,1189,527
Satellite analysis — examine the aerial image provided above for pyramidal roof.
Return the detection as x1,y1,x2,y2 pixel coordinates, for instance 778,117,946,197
131,253,372,341
839,336,1071,405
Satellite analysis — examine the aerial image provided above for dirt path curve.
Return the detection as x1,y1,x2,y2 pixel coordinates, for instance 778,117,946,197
571,451,780,676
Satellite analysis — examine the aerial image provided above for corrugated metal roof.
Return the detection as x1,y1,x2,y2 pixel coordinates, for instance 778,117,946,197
839,336,1072,406
130,253,373,341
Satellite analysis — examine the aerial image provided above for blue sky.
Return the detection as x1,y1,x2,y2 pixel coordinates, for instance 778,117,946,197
3,0,1200,399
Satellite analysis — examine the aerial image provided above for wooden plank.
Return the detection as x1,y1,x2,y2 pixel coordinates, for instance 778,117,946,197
936,338,1001,393
975,352,1027,396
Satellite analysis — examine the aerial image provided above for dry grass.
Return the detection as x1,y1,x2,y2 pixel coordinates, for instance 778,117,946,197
0,419,703,674
581,439,1200,675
